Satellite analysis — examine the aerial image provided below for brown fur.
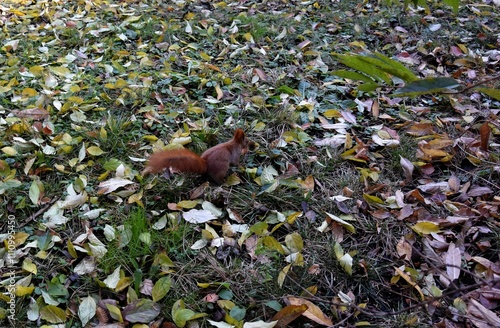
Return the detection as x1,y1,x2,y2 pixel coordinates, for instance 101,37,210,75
142,129,250,184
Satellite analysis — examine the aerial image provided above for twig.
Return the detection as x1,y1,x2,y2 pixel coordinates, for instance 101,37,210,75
18,196,60,228
443,74,500,95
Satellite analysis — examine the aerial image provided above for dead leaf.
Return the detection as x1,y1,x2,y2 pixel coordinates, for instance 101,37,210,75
271,304,308,328
440,242,461,287
467,299,500,327
397,237,412,261
479,122,491,152
400,156,414,182
285,297,333,326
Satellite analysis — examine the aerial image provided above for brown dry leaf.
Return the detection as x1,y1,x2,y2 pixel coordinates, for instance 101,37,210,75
297,40,311,49
400,156,414,183
340,110,357,124
426,138,454,149
244,235,258,260
285,296,334,326
271,304,308,328
397,205,414,221
396,236,412,261
372,99,379,118
467,186,493,197
417,181,449,193
479,122,491,152
448,175,460,192
13,108,50,120
406,123,435,136
440,242,461,287
308,264,321,275
418,147,453,162
254,68,269,81
467,299,500,328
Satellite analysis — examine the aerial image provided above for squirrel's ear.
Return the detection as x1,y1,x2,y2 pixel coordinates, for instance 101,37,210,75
233,129,245,142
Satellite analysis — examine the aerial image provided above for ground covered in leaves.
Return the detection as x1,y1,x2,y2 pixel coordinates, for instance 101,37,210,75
1,0,499,327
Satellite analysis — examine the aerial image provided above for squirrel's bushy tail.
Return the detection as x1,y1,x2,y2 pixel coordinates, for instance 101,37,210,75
142,148,207,175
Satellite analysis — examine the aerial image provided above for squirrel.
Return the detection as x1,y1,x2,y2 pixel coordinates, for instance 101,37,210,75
142,129,252,184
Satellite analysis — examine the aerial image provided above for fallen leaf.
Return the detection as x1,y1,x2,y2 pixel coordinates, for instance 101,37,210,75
285,297,334,326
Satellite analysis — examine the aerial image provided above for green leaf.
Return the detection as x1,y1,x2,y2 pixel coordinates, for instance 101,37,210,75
372,52,419,82
276,85,297,95
475,87,500,101
229,306,246,321
333,242,344,260
249,222,269,235
39,305,66,323
333,54,391,84
358,82,379,92
106,303,123,321
152,276,171,302
29,180,40,206
392,77,460,97
331,70,375,83
443,0,459,14
219,289,233,300
78,296,96,327
265,300,282,311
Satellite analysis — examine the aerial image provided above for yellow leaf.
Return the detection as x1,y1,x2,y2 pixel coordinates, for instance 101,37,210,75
262,236,284,254
362,193,384,206
22,258,37,274
8,232,29,247
21,87,38,97
200,52,212,61
285,232,304,253
286,212,302,225
106,303,123,321
0,85,12,93
49,66,71,77
67,239,78,258
87,146,105,156
177,200,200,209
143,135,159,142
115,277,133,292
278,264,291,288
16,285,35,297
339,253,353,275
29,180,41,205
115,78,129,88
393,267,425,300
243,32,254,42
29,65,45,76
2,147,17,156
411,221,440,235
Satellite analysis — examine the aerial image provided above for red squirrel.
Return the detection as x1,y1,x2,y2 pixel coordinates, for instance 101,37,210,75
142,129,251,184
